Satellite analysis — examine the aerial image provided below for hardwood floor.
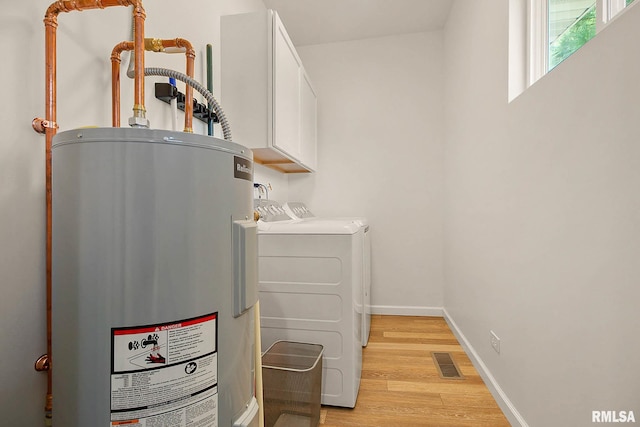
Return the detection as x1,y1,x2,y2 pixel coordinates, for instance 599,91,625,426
319,315,510,427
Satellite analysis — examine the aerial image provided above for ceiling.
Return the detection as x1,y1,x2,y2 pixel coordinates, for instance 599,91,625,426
262,0,455,46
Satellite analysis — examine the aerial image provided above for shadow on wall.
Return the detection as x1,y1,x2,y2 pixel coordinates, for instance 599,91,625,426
0,13,48,427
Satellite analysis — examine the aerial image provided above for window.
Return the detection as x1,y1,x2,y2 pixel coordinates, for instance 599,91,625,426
529,0,636,84
549,1,597,69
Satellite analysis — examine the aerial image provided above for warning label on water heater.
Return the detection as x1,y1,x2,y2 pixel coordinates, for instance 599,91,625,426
110,313,218,427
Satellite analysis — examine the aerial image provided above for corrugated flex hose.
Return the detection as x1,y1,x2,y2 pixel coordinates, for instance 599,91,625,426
144,67,233,141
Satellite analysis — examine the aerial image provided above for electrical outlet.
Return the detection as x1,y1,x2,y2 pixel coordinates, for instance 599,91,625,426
490,330,501,354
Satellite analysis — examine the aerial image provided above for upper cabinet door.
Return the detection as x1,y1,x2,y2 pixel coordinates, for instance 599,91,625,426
221,10,317,173
300,71,317,171
272,13,302,162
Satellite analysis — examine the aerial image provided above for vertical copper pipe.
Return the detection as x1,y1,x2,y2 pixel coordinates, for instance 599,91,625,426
111,41,134,127
132,3,146,122
111,56,120,127
172,38,195,133
41,0,145,421
43,12,56,421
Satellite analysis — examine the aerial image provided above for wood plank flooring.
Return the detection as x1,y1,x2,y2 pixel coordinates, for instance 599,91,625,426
319,315,510,427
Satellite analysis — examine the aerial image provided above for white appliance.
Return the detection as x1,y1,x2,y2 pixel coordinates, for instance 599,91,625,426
255,199,363,408
283,202,372,347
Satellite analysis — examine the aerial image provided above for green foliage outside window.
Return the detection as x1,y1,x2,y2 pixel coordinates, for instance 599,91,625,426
549,0,635,70
549,5,596,69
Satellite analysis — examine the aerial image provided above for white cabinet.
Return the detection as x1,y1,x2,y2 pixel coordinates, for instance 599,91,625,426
300,72,318,171
221,9,317,173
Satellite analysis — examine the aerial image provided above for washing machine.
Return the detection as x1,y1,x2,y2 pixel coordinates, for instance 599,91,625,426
255,199,363,408
283,202,372,347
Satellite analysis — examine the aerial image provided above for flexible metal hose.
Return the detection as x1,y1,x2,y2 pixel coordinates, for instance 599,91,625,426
144,67,232,141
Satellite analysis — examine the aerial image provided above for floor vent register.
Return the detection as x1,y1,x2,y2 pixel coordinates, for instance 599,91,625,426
432,352,464,379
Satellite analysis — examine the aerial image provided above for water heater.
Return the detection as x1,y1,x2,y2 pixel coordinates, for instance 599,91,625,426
51,128,259,426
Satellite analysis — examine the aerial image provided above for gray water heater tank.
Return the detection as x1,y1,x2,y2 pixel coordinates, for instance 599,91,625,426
52,128,259,426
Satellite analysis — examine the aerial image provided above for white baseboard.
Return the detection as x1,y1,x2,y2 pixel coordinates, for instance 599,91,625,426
443,309,529,427
371,305,444,317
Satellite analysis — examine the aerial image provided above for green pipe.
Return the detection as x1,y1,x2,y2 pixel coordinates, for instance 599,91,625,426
206,44,214,136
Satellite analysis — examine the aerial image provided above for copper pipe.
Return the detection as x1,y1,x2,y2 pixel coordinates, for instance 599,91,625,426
111,38,195,131
43,11,56,420
39,0,146,420
111,41,133,127
170,38,195,133
131,3,146,124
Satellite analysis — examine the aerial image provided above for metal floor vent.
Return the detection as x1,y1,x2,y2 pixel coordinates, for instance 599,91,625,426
432,352,464,380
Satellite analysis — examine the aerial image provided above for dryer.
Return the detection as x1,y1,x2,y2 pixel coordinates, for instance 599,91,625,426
283,202,372,347
255,200,363,408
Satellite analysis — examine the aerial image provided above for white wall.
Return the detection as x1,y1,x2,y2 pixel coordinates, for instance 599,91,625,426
290,32,445,314
444,1,640,426
253,164,289,202
0,2,47,420
0,0,264,424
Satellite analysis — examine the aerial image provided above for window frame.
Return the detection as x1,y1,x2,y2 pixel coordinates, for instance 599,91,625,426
528,0,635,86
528,0,548,86
597,0,627,32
